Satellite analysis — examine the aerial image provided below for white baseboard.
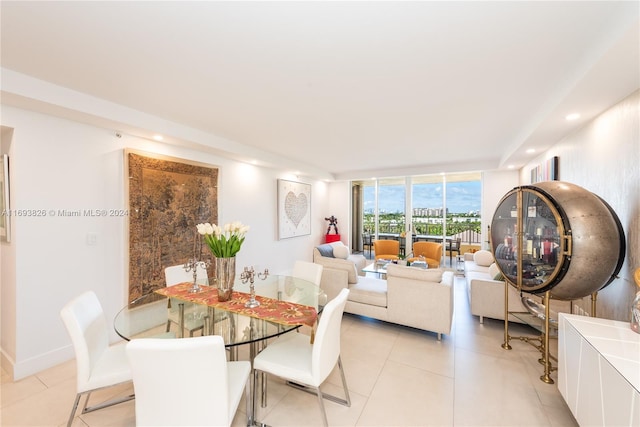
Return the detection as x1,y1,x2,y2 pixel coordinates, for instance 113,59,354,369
2,345,74,381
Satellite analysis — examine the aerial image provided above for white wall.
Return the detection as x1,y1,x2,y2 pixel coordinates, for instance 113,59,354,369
327,181,351,247
0,105,329,379
519,90,639,321
481,170,520,249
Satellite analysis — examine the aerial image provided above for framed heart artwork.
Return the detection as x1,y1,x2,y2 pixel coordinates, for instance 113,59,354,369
277,179,311,239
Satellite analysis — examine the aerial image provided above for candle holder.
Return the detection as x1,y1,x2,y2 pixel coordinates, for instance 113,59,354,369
184,258,211,293
241,266,269,308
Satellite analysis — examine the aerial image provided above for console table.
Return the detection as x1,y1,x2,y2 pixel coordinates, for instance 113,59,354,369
558,313,640,426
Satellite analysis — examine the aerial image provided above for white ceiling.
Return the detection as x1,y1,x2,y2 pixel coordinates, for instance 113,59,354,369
1,1,639,180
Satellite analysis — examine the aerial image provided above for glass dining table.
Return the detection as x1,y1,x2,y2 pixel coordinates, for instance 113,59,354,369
113,274,326,425
114,274,326,350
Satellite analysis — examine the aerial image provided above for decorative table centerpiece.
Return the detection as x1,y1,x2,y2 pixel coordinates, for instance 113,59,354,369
197,221,249,301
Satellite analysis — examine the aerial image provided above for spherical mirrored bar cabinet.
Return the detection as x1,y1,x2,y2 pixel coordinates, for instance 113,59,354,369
490,181,625,383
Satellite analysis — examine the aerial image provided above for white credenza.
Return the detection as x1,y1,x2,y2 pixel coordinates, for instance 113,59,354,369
558,313,640,426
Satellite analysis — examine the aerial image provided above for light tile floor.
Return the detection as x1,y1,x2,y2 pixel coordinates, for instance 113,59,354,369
1,275,578,426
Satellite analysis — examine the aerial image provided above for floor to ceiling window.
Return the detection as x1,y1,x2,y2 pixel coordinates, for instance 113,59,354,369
352,172,481,258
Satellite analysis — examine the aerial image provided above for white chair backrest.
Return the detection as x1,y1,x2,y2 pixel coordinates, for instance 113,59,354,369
292,260,323,286
311,288,349,384
164,264,209,286
126,335,232,427
60,291,109,392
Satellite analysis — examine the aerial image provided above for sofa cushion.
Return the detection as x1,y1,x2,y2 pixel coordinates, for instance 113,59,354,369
348,277,387,307
488,263,504,281
386,264,444,283
464,260,489,274
316,244,334,258
332,243,350,259
473,250,494,267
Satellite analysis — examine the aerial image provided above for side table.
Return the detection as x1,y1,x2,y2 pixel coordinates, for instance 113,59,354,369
325,234,341,243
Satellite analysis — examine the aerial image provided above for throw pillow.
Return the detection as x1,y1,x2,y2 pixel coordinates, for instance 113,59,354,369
332,244,350,259
316,244,334,258
473,250,494,267
488,263,504,281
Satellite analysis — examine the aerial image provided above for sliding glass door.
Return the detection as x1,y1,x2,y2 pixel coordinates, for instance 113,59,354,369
352,172,481,261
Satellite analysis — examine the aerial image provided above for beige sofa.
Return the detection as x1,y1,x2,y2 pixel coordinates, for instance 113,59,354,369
464,251,528,323
313,244,454,339
464,250,570,324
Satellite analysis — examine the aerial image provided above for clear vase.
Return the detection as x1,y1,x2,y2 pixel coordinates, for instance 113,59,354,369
215,257,236,302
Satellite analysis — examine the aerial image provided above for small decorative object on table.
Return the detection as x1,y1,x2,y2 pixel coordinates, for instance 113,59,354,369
197,221,249,302
240,266,269,308
631,267,640,334
183,258,211,293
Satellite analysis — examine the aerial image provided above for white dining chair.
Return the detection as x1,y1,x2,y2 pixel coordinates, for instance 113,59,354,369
126,335,251,427
292,260,323,286
60,291,134,427
164,264,209,336
252,288,351,427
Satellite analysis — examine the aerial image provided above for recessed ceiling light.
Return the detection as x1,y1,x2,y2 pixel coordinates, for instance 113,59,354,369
565,113,580,121
526,148,536,154
153,134,163,141
507,165,515,169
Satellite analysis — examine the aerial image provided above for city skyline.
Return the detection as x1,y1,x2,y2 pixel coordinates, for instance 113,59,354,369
364,181,481,214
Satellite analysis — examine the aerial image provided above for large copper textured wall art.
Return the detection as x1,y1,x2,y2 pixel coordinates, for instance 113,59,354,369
127,150,218,301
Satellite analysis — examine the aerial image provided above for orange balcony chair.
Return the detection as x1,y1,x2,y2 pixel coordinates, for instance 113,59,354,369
373,239,400,261
408,241,442,268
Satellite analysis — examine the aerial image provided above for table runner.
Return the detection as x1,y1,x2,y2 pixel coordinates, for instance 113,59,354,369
155,282,318,330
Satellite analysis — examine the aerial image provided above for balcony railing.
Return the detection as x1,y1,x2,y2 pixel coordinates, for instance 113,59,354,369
364,220,481,243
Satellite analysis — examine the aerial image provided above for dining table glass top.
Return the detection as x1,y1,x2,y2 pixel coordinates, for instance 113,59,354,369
114,275,327,347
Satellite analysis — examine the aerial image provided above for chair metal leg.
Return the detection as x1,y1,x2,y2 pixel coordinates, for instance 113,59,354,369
337,356,351,407
315,386,329,427
285,355,351,407
252,356,350,426
67,389,134,427
66,393,82,427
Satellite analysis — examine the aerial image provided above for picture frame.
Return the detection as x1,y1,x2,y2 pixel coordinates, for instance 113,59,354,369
530,156,559,183
0,154,9,242
277,179,311,239
126,149,218,301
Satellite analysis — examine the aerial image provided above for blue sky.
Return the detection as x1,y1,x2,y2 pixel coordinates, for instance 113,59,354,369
364,181,481,214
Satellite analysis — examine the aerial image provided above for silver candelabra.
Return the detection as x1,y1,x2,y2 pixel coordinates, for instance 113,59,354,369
241,266,269,308
184,258,211,293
